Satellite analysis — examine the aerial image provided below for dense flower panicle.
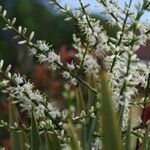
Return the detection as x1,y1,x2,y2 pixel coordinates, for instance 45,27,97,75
107,50,150,129
83,55,100,79
78,15,109,55
72,34,100,80
97,0,123,26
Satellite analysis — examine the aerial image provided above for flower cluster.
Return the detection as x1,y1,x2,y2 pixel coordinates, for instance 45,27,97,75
78,16,109,55
83,55,100,79
0,59,61,120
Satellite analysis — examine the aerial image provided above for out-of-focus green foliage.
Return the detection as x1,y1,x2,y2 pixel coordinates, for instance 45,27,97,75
100,71,122,150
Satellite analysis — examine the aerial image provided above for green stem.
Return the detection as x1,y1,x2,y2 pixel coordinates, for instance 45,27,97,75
110,0,133,73
118,53,131,126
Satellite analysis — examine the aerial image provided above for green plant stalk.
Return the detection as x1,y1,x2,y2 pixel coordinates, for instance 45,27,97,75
75,86,86,115
100,71,122,150
31,111,41,150
110,0,133,72
143,122,150,150
75,86,86,149
124,120,131,150
68,120,80,150
118,53,131,127
45,132,61,150
9,102,27,150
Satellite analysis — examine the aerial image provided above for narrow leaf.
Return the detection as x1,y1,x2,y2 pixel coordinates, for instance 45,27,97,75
31,111,41,150
124,120,131,150
9,102,27,150
68,121,80,150
45,132,61,150
143,123,150,150
75,86,86,115
100,71,122,150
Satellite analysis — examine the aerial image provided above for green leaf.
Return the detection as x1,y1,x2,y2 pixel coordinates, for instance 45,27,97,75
31,111,41,150
100,71,122,150
124,120,131,150
87,76,96,107
68,121,80,150
9,102,28,150
75,86,86,115
45,132,54,150
45,132,61,150
75,86,86,149
143,123,150,150
86,117,97,150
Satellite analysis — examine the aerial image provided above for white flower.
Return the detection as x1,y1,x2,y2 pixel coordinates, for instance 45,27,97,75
14,76,23,85
35,104,45,117
70,78,77,86
29,48,37,56
0,59,4,71
23,82,33,93
92,138,102,150
62,71,70,79
47,103,61,118
38,54,47,63
37,40,50,51
78,15,109,54
67,62,75,70
83,55,100,79
33,92,43,101
48,51,59,63
0,80,9,86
